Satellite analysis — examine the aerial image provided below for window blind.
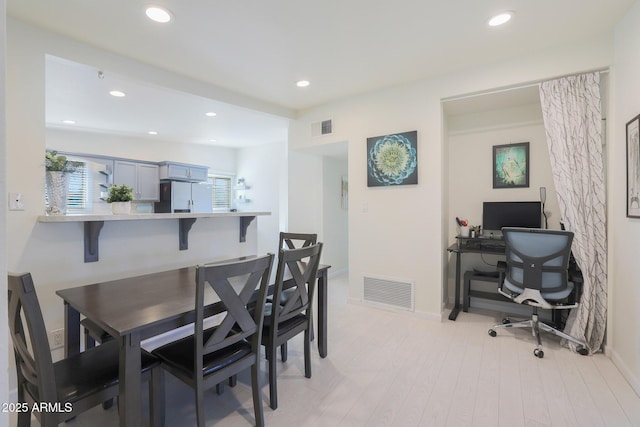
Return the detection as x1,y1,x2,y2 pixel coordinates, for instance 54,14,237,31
209,175,232,209
67,163,88,210
44,162,88,211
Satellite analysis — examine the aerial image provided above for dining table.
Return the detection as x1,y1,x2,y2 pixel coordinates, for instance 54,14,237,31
57,261,331,426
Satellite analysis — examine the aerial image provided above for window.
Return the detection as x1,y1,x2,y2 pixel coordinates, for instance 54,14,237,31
67,163,88,211
208,175,232,210
44,161,88,212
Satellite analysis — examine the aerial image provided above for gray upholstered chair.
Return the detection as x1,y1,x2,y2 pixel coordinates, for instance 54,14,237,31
487,228,588,358
152,254,274,427
7,272,164,427
262,243,323,410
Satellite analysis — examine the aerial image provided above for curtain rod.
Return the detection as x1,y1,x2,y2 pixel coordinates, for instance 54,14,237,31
442,68,609,104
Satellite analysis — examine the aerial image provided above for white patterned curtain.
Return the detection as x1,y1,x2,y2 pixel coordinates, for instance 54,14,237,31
539,72,607,354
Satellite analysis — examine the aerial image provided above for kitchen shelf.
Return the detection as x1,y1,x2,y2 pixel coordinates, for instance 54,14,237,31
38,211,270,263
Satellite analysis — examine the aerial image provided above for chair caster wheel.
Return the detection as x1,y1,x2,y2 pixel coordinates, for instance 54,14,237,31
577,347,589,356
488,329,497,337
534,349,544,358
502,318,511,324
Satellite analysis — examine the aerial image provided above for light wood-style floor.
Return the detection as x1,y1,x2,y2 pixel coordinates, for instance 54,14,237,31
19,273,640,426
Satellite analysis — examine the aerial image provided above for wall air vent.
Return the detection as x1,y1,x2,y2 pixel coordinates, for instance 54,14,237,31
363,275,414,310
311,119,333,137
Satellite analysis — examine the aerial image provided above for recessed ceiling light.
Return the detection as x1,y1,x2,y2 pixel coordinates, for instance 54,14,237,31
209,139,217,143
145,6,172,23
205,112,217,117
109,90,126,97
296,80,310,88
488,11,513,27
148,131,158,135
62,120,76,124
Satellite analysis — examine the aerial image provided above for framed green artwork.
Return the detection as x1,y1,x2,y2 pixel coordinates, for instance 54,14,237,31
493,142,529,188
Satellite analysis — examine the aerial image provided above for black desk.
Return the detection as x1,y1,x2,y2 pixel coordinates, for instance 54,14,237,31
446,237,506,320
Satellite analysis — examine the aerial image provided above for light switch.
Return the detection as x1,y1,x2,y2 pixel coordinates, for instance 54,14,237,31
9,193,25,210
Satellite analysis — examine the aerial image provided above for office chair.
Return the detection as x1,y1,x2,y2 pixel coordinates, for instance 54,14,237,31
487,228,588,358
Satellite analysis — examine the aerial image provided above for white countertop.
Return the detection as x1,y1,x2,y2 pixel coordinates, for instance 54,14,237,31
37,211,271,222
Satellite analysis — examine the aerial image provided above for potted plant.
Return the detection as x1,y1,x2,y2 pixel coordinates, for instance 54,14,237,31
45,151,82,215
106,184,134,214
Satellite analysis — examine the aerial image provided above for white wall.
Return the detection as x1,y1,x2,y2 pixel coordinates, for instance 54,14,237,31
287,149,323,233
611,0,640,396
322,156,348,274
289,36,614,318
1,0,10,422
237,141,287,260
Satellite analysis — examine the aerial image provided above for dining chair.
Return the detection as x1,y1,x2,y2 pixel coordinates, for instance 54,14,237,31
278,232,317,250
7,272,164,427
275,232,317,361
80,317,116,409
151,254,274,427
262,243,323,410
82,317,112,350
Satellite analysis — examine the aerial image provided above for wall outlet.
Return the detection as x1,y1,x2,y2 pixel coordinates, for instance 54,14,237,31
50,328,64,349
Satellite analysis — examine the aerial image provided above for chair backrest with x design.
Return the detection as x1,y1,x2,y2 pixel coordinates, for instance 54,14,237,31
195,254,274,358
278,232,317,250
271,243,323,326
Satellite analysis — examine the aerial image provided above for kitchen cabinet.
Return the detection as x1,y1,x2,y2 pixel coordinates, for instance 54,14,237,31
159,162,208,182
113,161,160,201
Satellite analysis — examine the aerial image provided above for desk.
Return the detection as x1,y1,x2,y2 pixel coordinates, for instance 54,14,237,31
57,263,330,426
446,238,505,321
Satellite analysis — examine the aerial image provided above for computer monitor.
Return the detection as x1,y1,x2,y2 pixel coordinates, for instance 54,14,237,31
482,201,542,234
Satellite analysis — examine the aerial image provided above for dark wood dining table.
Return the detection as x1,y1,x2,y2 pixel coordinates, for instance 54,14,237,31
57,262,330,426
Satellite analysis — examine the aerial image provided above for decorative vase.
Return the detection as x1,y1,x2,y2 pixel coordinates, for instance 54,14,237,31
111,201,132,215
45,171,70,215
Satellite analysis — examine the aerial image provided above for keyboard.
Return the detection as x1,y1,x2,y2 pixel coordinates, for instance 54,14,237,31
479,242,506,251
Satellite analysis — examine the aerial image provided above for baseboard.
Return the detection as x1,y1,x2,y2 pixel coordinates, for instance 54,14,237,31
609,348,640,398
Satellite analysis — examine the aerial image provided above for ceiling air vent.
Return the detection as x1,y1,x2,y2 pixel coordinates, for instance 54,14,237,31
311,119,333,137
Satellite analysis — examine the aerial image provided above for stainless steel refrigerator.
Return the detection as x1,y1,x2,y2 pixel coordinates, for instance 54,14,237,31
155,181,213,213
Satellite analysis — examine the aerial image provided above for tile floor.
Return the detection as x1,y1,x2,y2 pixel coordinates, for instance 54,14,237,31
13,272,640,426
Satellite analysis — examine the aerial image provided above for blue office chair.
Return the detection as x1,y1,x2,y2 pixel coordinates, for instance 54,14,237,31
488,228,588,358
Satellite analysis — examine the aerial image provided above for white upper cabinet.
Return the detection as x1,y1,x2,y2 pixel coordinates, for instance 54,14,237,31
159,162,208,182
113,161,160,201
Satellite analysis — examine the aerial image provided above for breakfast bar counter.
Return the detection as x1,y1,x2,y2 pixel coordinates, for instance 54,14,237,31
37,211,271,262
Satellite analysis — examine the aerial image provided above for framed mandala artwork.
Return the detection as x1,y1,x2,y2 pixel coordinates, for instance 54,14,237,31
367,130,418,187
493,142,529,189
